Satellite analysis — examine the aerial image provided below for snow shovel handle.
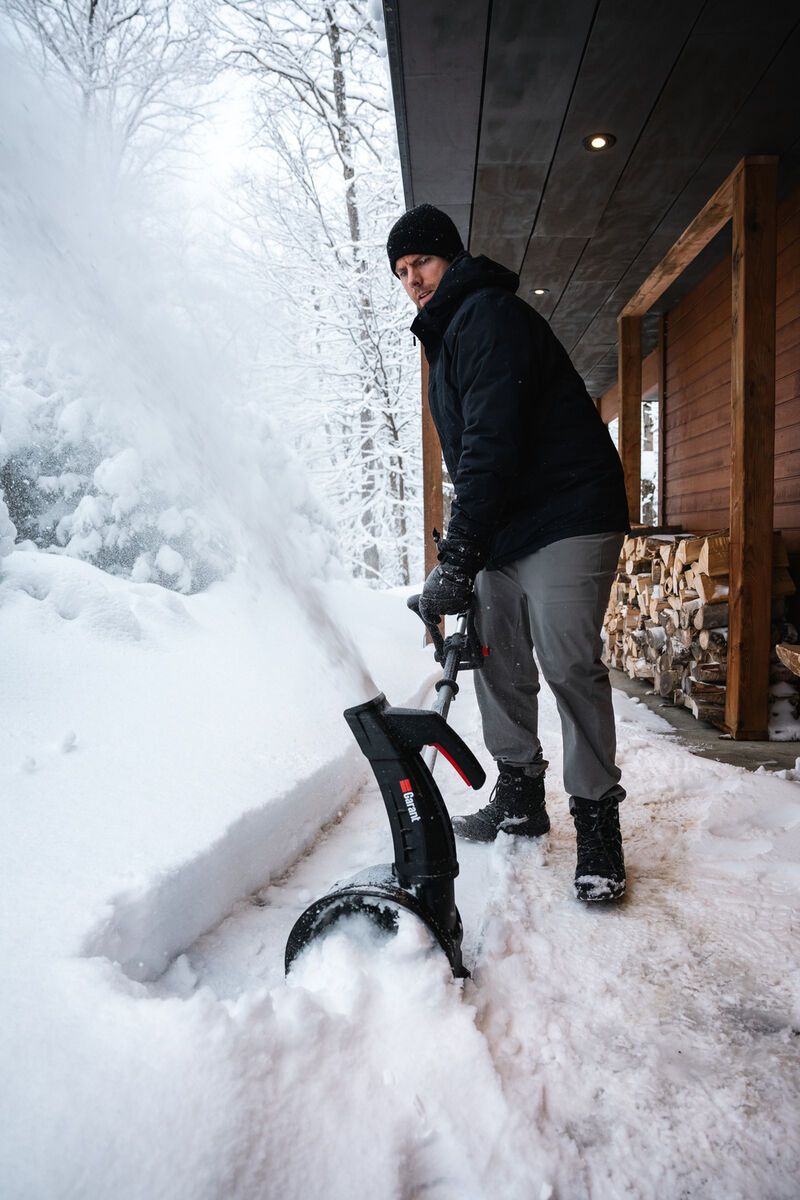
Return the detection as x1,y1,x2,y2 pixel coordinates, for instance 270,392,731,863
406,595,485,679
428,611,469,720
407,596,482,771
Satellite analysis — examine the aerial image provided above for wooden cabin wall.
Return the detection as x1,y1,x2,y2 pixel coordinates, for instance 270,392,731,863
775,186,800,559
663,185,800,580
663,257,731,530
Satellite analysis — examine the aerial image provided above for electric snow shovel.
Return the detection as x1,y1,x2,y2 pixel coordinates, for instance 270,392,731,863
284,598,486,978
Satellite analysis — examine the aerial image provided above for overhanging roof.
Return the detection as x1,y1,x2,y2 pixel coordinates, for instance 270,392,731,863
382,1,800,396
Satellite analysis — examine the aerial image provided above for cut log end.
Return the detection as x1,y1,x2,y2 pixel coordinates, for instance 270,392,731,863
776,643,800,679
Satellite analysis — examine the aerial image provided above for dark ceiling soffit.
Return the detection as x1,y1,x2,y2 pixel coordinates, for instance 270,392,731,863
382,1,414,208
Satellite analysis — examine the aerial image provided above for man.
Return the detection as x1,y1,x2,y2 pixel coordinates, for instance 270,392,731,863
387,203,630,902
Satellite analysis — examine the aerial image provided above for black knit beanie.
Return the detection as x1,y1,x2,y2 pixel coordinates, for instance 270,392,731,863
387,204,464,274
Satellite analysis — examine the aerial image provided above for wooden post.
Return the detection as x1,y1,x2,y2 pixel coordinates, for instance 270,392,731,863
420,343,443,578
725,157,778,739
617,314,642,525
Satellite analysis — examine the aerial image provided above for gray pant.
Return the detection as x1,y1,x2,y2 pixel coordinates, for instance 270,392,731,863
473,532,625,803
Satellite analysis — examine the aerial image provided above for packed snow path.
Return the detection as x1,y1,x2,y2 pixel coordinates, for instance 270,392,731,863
156,674,800,1200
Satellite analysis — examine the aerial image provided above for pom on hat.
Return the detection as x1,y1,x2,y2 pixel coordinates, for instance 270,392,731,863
387,204,464,274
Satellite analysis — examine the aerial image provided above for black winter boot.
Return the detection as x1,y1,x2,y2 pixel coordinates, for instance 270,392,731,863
570,796,626,901
451,766,550,843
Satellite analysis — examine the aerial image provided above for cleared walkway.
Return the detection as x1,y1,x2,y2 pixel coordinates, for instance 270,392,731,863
157,670,800,1200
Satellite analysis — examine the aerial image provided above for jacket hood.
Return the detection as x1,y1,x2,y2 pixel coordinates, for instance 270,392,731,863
411,252,519,348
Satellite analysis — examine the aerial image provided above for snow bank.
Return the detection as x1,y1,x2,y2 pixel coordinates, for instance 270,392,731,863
0,551,426,968
82,748,369,981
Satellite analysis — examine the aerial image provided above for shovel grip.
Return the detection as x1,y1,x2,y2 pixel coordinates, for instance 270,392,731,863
384,708,486,790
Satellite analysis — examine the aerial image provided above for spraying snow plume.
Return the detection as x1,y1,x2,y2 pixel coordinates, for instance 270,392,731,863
0,41,377,695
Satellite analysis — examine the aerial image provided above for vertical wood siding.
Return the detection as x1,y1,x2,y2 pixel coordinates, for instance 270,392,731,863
774,186,800,560
664,186,800,562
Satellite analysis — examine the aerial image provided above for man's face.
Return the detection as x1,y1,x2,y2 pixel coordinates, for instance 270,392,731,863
395,253,451,309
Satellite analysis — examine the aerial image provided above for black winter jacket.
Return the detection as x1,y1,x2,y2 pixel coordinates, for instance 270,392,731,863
411,253,630,569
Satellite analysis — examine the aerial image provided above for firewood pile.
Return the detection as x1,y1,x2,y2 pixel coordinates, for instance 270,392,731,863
602,530,799,728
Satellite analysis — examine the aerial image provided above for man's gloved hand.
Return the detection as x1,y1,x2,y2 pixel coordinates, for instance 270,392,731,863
419,560,474,625
418,531,486,625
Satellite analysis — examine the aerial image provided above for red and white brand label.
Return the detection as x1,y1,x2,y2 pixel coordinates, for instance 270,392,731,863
398,778,420,822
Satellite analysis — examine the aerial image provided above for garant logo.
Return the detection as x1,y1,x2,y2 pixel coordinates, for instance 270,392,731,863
398,778,421,822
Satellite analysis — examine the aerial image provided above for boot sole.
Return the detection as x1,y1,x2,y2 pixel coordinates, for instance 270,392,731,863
574,876,626,902
452,820,551,844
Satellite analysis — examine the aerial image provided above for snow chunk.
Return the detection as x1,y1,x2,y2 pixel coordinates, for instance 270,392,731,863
93,448,143,517
156,507,186,538
56,398,88,444
155,545,187,587
774,756,800,782
60,494,108,538
37,471,87,499
153,544,193,592
611,686,673,732
131,553,153,583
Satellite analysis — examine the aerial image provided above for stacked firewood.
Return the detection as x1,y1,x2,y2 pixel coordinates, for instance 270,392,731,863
602,530,799,727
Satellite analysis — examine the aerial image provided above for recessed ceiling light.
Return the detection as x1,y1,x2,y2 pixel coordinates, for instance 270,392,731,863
533,287,549,296
583,132,616,152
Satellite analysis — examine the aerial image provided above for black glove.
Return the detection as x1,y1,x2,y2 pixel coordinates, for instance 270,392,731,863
419,560,474,625
418,531,487,625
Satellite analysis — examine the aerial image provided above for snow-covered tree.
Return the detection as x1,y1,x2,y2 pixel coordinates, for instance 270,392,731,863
218,0,422,585
0,339,231,590
2,0,213,174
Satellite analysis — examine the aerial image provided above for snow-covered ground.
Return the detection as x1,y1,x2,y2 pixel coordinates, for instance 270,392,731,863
2,548,800,1200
